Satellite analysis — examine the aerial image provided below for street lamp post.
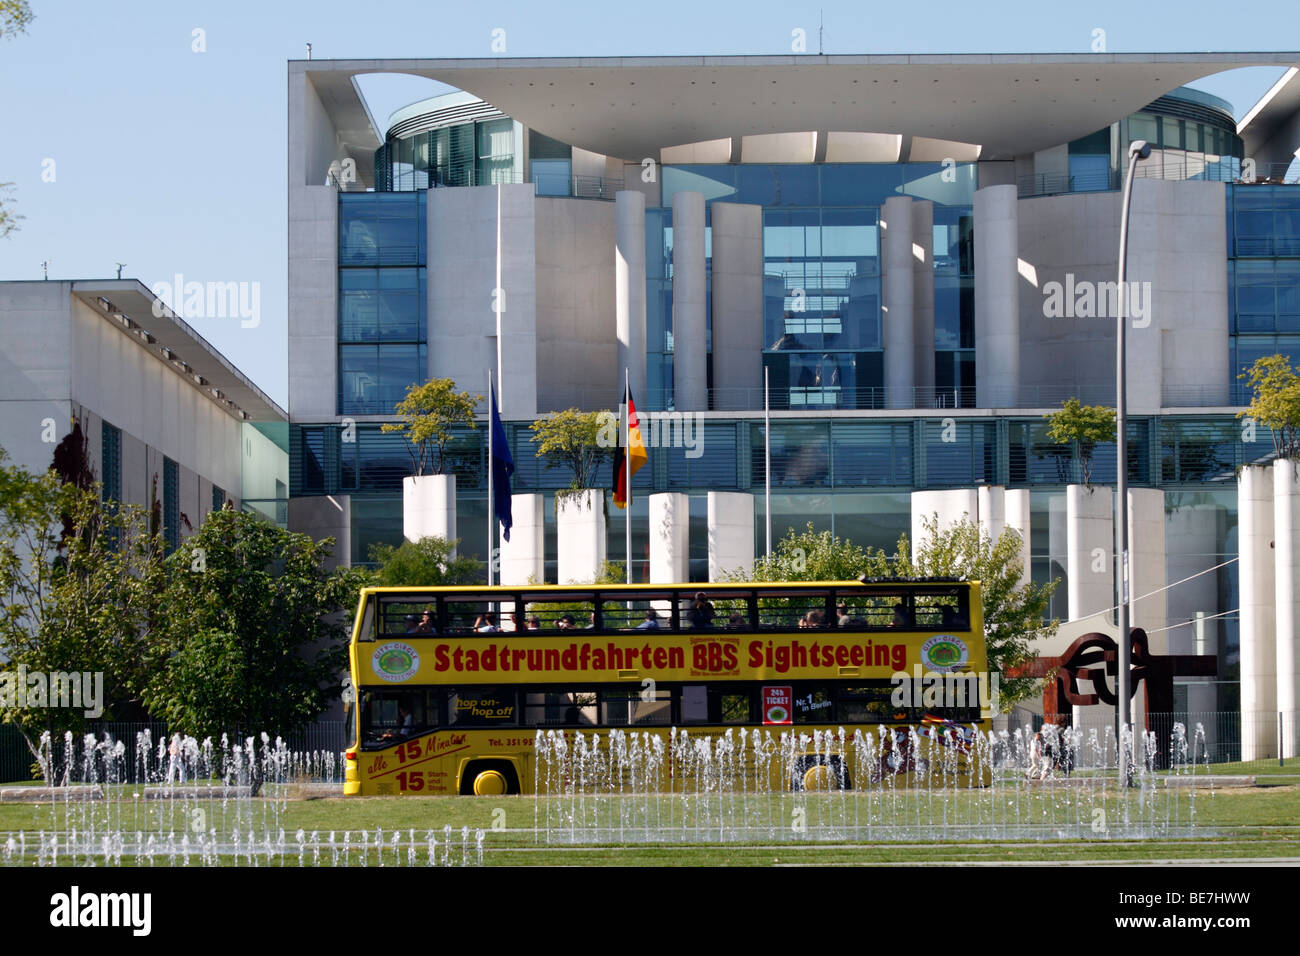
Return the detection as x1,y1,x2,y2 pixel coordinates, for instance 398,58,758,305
1116,139,1150,786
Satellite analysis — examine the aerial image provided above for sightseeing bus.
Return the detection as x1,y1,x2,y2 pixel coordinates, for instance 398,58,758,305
343,580,992,796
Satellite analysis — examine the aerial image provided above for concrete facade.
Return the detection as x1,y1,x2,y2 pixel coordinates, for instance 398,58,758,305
556,489,607,584
707,491,754,580
1238,464,1277,760
882,195,915,408
709,202,764,411
974,185,1020,408
615,191,647,403
499,493,545,585
402,474,457,549
649,492,690,583
672,191,707,412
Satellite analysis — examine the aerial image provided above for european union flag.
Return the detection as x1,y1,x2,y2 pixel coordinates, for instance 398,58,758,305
490,386,514,541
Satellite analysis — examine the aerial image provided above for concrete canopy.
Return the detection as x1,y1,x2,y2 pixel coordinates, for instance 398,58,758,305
297,53,1300,167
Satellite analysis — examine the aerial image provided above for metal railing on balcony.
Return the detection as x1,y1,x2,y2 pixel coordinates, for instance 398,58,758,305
332,166,625,200
1018,161,1299,199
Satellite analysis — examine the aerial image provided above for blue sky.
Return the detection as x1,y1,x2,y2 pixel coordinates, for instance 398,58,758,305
0,0,1294,408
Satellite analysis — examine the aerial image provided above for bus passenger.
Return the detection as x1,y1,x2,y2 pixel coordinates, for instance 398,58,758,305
526,616,542,631
403,614,420,634
837,603,850,626
416,609,437,634
636,609,660,630
477,612,500,633
557,615,577,631
727,612,746,630
687,592,715,629
889,603,911,628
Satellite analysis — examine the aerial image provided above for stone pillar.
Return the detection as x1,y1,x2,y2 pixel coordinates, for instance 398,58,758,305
1238,463,1276,760
649,492,690,583
709,202,764,411
287,494,352,571
1066,484,1113,621
1005,488,1033,590
556,489,606,585
403,475,457,554
882,195,915,409
911,199,936,402
708,491,754,581
1276,460,1300,758
1181,611,1219,760
615,191,647,403
672,190,707,411
1165,504,1221,677
974,184,1020,408
977,484,1005,541
499,493,545,585
911,488,978,553
1127,488,1168,651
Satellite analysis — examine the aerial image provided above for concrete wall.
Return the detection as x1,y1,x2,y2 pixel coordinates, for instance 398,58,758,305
882,196,915,408
911,199,936,397
672,191,708,411
1239,463,1277,759
534,196,616,412
287,185,339,422
1015,180,1228,410
709,202,764,410
500,493,545,585
649,492,690,583
428,184,539,418
288,494,352,572
1066,484,1114,621
707,491,753,581
974,185,1020,407
910,488,978,552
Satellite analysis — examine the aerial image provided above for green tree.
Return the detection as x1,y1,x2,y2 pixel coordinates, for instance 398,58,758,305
380,379,480,475
529,408,615,497
741,519,1058,708
0,2,33,239
0,447,166,761
367,535,482,586
1238,353,1300,460
1044,397,1116,486
143,508,365,739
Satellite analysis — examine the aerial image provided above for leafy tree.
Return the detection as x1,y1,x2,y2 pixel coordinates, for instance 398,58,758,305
0,447,166,762
1238,353,1300,460
529,408,615,497
367,535,483,586
1044,397,1116,486
380,379,479,476
143,508,365,739
0,2,32,239
739,519,1058,708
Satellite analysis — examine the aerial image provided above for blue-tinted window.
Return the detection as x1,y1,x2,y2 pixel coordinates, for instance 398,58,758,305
339,344,427,416
820,165,904,206
339,192,425,266
531,159,571,196
736,165,818,207
101,421,121,504
339,268,425,343
662,166,738,207
163,456,179,553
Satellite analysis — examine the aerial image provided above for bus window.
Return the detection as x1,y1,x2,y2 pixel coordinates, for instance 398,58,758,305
521,595,596,632
448,688,519,726
523,691,597,726
836,684,923,723
681,685,708,723
710,688,751,724
360,690,436,747
755,589,832,631
378,598,437,636
445,597,519,635
792,685,835,723
600,687,671,726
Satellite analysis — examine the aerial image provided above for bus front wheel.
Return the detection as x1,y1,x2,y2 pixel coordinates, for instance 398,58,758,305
460,760,521,796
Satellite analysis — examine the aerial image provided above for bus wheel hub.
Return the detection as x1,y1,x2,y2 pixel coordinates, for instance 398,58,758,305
472,769,507,795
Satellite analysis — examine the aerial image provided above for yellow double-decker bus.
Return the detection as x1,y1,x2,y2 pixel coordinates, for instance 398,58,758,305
343,580,991,796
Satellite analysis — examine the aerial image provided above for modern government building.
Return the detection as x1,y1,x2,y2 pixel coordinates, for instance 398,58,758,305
283,53,1300,745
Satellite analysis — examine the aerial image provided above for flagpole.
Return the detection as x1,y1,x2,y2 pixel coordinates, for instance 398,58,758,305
495,183,504,404
764,365,772,558
487,370,494,588
625,367,632,585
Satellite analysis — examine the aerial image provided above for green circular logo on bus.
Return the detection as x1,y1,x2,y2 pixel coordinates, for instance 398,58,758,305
921,635,969,673
372,642,420,683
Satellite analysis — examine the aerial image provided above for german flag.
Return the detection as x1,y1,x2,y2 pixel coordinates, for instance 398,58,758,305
612,383,647,509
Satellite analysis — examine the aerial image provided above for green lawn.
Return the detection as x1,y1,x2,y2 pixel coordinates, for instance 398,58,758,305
1,783,1297,865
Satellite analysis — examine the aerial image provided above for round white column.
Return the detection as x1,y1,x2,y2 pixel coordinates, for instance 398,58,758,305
882,195,915,409
1275,460,1300,757
403,475,457,555
672,190,707,411
974,184,1020,408
1238,463,1277,760
615,191,647,403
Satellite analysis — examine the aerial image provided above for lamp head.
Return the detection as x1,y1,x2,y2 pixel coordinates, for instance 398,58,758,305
1129,140,1151,160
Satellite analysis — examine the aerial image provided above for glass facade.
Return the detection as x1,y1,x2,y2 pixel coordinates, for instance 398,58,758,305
163,456,179,554
375,117,520,191
647,162,977,411
101,421,121,505
1227,185,1300,402
338,192,428,415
